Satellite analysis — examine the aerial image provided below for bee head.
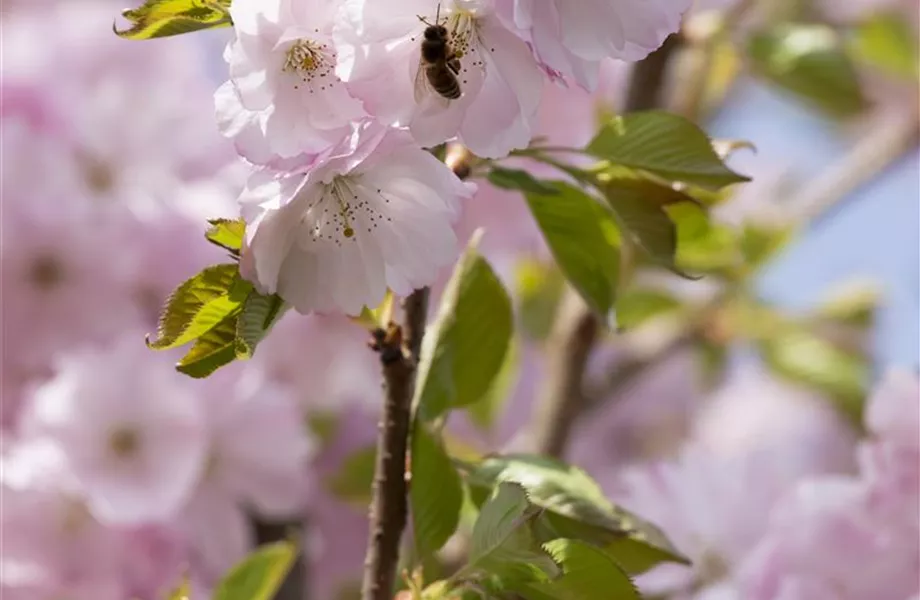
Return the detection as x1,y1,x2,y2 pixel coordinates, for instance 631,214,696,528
423,25,448,41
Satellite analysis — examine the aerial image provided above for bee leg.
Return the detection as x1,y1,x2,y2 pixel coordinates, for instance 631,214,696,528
448,57,461,74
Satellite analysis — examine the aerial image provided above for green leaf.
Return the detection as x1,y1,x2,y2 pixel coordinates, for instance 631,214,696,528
147,264,248,350
206,218,246,255
176,311,239,378
586,111,749,190
466,338,519,432
488,166,560,195
235,291,287,359
325,445,376,508
411,425,464,555
601,178,698,277
414,232,513,422
614,287,682,331
667,202,741,272
849,11,920,80
814,280,880,328
748,23,869,118
213,541,298,600
460,454,689,575
514,260,566,342
739,223,793,269
466,482,561,584
115,0,233,40
524,182,621,316
759,327,870,423
522,539,640,600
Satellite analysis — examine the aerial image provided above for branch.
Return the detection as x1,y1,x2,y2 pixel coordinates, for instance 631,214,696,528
362,319,417,600
527,35,684,459
360,145,472,599
795,110,920,224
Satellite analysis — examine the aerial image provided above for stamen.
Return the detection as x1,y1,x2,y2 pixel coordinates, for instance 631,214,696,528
282,39,336,92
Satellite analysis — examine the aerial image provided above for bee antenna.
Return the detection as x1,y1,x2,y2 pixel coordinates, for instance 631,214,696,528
435,2,441,25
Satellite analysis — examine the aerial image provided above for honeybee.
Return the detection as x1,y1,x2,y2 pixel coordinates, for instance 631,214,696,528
415,4,462,103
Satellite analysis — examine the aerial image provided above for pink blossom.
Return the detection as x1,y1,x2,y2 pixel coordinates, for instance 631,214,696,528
608,366,858,597
4,3,233,211
250,312,383,414
864,367,919,450
495,0,690,90
306,406,377,599
335,0,544,158
736,369,920,600
0,439,123,595
117,524,188,600
738,477,919,600
20,334,208,524
194,368,315,517
217,0,365,163
240,122,472,315
692,365,857,478
179,482,253,585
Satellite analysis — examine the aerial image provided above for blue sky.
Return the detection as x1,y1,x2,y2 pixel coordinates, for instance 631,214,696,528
710,80,920,368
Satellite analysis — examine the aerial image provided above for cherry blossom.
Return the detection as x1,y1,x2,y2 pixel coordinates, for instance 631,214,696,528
20,334,208,525
334,0,544,158
217,0,365,163
240,122,472,315
250,312,383,414
495,0,690,90
0,439,123,596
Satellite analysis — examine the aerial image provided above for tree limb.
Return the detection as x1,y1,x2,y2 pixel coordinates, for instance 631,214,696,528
360,145,472,599
362,318,417,600
527,34,684,459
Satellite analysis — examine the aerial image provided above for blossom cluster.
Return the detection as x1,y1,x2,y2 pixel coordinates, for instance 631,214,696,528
218,0,690,316
610,367,920,600
0,3,364,596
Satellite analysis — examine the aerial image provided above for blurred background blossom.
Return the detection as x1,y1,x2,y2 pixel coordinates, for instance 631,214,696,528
1,0,918,598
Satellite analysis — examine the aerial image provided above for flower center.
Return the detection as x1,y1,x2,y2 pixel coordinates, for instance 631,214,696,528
300,176,393,247
444,10,479,59
29,254,65,290
283,38,335,92
108,427,141,458
60,496,93,535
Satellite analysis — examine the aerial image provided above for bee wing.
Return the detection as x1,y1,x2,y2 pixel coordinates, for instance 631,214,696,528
413,54,452,110
413,55,430,104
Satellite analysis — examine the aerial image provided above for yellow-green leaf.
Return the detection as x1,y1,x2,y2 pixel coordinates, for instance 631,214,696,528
176,311,238,378
849,11,920,81
601,178,700,278
235,291,287,359
460,454,690,575
115,0,232,40
213,541,298,600
614,288,682,331
586,111,750,190
147,264,249,351
414,232,513,422
514,260,566,342
525,182,621,316
411,425,464,556
466,338,520,432
524,539,640,600
748,23,869,118
325,446,376,508
206,218,246,255
759,327,870,423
